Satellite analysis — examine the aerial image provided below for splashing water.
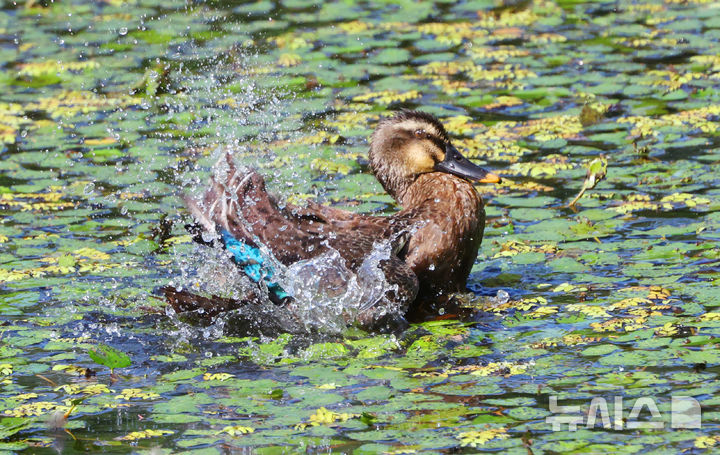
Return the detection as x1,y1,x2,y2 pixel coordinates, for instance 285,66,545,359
172,235,401,335
280,240,400,333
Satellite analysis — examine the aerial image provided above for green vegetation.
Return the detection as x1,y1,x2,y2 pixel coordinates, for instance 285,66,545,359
0,0,718,452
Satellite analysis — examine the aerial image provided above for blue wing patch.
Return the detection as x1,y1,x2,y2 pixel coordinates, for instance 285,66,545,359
219,229,289,300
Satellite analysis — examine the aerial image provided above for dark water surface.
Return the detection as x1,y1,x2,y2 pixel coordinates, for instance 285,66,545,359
0,0,719,453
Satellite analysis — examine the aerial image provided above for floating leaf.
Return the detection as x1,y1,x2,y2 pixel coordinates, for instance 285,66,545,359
217,425,255,436
88,345,131,372
458,427,508,447
118,429,174,441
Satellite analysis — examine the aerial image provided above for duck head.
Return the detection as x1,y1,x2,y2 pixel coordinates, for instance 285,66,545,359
369,110,501,202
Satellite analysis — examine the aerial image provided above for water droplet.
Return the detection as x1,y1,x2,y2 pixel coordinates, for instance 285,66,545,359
493,289,510,305
83,183,95,195
119,27,128,36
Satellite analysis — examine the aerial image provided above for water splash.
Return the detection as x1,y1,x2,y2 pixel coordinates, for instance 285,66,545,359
172,233,401,336
280,240,399,333
490,289,510,307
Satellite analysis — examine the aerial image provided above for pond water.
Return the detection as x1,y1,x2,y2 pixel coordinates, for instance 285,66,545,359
1,0,720,453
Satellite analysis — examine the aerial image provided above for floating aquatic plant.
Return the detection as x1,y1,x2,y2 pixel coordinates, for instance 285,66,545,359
0,0,718,452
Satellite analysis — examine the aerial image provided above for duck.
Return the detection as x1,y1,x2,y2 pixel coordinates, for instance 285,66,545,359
164,110,500,333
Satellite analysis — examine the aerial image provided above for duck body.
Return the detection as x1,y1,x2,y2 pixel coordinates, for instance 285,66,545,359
172,110,499,332
399,172,485,315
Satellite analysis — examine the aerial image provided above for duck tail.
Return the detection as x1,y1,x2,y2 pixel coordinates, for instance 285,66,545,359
161,285,258,319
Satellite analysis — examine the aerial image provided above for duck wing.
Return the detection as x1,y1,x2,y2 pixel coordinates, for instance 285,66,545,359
184,153,330,265
180,153,419,329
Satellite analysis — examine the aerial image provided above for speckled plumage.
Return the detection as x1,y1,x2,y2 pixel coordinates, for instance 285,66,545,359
169,111,494,331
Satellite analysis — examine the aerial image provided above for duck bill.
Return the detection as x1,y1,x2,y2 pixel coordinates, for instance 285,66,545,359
435,143,501,184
